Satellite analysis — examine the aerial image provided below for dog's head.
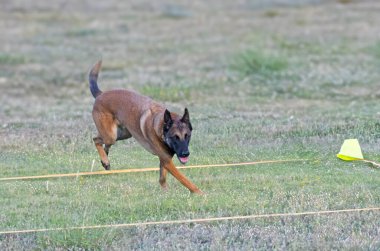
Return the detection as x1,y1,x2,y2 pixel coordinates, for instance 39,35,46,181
163,108,193,164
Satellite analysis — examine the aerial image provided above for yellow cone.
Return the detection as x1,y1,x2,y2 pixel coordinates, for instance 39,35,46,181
337,139,364,161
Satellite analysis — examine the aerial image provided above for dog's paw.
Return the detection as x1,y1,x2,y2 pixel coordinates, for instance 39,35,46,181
160,183,168,192
192,189,205,195
101,161,111,170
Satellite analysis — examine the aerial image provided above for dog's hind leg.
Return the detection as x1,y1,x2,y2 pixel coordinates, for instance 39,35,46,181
93,136,111,170
92,113,117,170
104,144,111,155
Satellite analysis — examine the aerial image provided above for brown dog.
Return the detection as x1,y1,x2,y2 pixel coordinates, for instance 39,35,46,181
88,61,202,194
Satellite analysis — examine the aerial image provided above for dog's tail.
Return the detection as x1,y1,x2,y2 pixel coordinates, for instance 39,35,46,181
89,60,103,98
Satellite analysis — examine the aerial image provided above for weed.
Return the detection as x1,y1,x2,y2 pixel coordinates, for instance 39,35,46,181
263,10,280,18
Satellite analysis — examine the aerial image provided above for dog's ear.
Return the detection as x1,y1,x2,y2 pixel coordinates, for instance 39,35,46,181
163,109,173,133
164,109,172,124
181,108,192,131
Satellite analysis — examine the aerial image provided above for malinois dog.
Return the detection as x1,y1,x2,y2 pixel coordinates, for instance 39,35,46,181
88,61,202,194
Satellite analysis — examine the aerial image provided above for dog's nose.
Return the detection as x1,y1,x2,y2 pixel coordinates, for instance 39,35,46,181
181,150,190,157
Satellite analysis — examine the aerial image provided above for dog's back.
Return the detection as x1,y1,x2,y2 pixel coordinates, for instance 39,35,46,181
93,89,166,151
93,89,157,118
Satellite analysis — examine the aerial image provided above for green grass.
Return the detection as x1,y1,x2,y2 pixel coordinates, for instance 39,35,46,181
1,0,380,249
263,9,280,18
368,41,380,60
0,53,28,65
232,49,288,76
141,85,191,102
65,28,98,37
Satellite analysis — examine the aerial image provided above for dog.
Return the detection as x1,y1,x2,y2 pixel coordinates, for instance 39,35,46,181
88,60,202,194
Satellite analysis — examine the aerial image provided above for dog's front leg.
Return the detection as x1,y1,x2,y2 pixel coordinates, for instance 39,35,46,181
160,158,203,194
159,163,168,190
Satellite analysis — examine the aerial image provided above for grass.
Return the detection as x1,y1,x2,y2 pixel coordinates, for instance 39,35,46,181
368,41,380,60
0,53,28,65
141,85,191,102
65,28,98,37
1,0,380,250
263,10,280,18
232,49,288,76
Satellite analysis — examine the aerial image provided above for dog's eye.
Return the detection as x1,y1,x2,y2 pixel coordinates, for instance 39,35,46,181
175,135,180,140
184,133,188,139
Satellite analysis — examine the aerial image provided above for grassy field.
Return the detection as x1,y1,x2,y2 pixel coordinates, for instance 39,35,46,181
1,0,380,249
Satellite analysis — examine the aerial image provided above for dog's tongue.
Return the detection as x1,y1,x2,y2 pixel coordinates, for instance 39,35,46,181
179,156,189,164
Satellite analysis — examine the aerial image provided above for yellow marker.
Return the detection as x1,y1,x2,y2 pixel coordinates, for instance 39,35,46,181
337,139,379,168
336,139,364,161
